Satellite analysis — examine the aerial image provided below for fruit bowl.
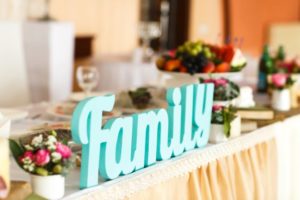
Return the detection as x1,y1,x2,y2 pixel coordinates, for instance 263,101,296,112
156,40,247,75
158,70,243,87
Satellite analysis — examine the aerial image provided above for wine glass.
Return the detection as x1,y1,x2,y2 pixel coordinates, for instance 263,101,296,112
76,66,99,97
138,21,161,62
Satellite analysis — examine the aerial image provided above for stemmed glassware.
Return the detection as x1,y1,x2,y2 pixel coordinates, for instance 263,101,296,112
76,66,99,97
138,21,161,62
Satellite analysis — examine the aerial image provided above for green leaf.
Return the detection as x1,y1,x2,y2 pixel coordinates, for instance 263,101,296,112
9,139,25,166
222,108,232,138
36,167,48,176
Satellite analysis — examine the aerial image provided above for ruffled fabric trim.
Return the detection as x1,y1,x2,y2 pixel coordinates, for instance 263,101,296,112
64,122,281,200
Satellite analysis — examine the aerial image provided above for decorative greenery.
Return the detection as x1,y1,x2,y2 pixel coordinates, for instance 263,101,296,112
269,73,295,90
9,130,75,176
128,87,152,109
199,77,240,101
211,105,236,137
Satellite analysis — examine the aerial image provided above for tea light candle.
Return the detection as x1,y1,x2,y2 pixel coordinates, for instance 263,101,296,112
236,86,255,108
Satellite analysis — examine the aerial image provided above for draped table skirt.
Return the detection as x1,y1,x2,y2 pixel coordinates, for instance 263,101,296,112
61,122,280,200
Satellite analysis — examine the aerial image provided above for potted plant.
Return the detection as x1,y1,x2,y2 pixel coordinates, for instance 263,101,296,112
199,77,240,106
269,73,295,111
209,105,241,143
9,130,75,199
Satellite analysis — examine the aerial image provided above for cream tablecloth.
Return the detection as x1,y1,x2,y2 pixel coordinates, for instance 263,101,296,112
9,104,300,200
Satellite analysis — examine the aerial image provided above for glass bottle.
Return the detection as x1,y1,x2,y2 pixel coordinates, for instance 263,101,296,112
257,45,273,93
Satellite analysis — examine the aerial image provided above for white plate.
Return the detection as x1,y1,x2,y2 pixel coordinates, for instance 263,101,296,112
46,103,122,120
158,70,243,87
0,109,28,121
69,91,112,102
119,99,168,115
46,103,75,120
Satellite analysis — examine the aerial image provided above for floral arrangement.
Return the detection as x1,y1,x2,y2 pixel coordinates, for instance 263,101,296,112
199,77,240,101
260,45,300,74
211,105,236,137
9,130,75,176
276,59,300,73
269,73,295,90
156,40,247,75
128,87,152,109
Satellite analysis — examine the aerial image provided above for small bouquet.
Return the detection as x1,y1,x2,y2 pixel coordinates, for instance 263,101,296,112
128,87,152,109
211,105,236,137
269,73,295,111
10,130,75,176
269,73,294,90
199,77,240,101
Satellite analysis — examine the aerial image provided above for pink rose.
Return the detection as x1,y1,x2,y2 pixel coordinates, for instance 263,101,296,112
203,79,215,84
35,150,50,166
214,78,228,87
212,105,223,112
56,143,72,159
19,151,35,163
271,73,287,88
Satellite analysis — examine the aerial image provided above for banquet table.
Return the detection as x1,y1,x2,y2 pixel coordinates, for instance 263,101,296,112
8,103,300,200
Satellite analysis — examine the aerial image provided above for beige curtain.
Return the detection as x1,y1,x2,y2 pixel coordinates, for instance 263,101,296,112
127,139,277,200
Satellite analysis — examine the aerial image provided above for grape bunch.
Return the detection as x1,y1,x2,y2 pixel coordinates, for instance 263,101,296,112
180,52,208,74
176,41,213,74
177,41,203,56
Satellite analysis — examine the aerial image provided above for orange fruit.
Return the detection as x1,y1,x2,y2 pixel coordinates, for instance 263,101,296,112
156,57,166,69
165,59,181,71
215,62,231,73
179,66,188,73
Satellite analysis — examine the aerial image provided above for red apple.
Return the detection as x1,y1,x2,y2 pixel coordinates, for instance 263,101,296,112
202,62,216,73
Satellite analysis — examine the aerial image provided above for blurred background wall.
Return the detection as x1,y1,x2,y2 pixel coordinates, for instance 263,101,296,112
47,0,300,56
50,0,140,55
228,0,300,55
188,0,224,44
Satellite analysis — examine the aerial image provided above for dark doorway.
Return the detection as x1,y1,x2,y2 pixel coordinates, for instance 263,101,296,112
140,0,191,51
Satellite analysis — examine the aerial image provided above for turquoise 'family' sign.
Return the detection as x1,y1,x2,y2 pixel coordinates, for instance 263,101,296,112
71,83,214,189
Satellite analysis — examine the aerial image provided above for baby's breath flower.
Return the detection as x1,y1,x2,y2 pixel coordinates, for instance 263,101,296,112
31,134,43,147
47,135,57,143
51,152,62,163
24,144,33,151
47,144,56,151
22,157,33,165
23,163,35,172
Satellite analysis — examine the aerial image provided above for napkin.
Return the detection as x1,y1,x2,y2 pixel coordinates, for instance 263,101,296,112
0,118,10,139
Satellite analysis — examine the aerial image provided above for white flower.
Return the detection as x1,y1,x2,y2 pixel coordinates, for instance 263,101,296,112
47,144,56,151
31,134,43,147
45,135,57,150
47,135,57,143
24,163,35,172
22,157,32,165
51,152,62,163
24,144,33,151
